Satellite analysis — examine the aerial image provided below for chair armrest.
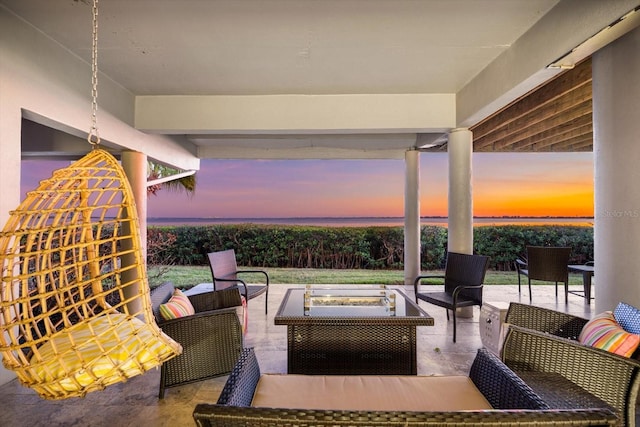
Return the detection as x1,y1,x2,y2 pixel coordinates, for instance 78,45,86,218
158,306,241,330
236,269,270,286
188,288,243,313
213,277,250,300
413,275,446,297
216,347,260,406
515,258,527,271
505,302,588,340
451,284,483,302
414,274,446,282
413,274,445,287
469,348,548,410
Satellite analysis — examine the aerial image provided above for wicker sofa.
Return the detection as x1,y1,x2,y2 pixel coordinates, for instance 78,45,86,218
150,282,244,398
193,326,621,426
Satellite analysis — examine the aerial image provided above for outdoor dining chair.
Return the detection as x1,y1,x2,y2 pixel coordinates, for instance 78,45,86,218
515,246,571,303
208,249,270,314
414,252,490,343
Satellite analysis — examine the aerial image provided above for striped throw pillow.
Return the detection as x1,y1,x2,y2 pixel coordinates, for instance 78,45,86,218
159,289,196,320
579,311,640,357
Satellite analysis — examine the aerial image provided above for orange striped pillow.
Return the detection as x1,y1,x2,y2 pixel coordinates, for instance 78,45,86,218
579,311,640,357
159,289,196,320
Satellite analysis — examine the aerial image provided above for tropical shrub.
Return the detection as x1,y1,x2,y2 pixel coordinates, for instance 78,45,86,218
146,224,593,271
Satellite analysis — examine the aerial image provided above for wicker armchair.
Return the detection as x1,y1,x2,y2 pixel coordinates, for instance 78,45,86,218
502,325,640,426
413,252,490,342
515,246,571,303
150,282,244,398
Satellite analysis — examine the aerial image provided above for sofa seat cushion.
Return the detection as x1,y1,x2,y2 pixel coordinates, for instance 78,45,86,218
252,374,492,411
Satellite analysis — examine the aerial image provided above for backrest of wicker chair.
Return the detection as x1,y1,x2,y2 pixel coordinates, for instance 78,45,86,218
443,252,490,301
0,149,181,399
208,249,239,290
526,246,571,282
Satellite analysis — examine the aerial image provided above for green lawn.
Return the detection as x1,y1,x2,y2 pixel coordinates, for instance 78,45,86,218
149,265,586,289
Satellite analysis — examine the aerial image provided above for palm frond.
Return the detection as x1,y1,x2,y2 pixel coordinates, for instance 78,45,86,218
147,162,197,197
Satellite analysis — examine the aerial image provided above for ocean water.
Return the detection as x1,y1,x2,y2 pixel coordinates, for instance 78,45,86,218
147,217,594,228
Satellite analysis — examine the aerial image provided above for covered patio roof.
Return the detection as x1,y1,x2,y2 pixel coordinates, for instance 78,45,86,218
3,1,638,164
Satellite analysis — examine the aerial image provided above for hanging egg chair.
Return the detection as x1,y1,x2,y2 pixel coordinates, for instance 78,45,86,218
0,148,182,399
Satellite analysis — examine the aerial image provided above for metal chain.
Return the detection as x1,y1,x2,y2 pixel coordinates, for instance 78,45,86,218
88,0,100,146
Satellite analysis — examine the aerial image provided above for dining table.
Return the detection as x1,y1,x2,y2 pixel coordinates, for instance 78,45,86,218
568,264,595,302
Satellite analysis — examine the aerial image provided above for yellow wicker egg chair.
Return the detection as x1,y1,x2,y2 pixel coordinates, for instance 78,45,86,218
0,148,182,399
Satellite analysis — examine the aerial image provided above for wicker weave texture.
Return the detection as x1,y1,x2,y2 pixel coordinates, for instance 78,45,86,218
287,323,417,374
503,325,640,426
152,283,244,398
505,302,589,340
194,347,618,426
0,149,181,399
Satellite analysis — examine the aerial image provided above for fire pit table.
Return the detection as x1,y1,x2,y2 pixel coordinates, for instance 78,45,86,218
274,285,434,375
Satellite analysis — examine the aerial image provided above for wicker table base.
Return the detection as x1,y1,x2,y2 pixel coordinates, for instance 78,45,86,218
275,286,434,375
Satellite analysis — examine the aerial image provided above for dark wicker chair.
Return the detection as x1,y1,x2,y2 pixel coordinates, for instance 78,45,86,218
502,325,640,427
413,252,490,343
151,282,244,398
208,249,269,314
515,246,571,303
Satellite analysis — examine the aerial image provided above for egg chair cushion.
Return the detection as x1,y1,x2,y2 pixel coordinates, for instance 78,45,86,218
30,313,182,395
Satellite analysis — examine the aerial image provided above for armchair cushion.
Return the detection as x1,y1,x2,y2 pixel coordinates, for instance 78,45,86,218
579,311,640,357
613,302,640,335
159,288,196,320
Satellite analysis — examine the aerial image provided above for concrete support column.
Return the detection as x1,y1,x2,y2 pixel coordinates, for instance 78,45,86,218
593,26,640,312
0,105,21,386
448,128,474,318
121,151,148,258
448,128,474,254
404,149,421,285
120,150,148,315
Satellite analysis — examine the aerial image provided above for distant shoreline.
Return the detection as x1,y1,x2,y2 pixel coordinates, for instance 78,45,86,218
147,216,594,227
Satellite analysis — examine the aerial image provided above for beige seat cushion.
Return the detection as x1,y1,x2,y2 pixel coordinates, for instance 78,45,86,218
252,374,492,411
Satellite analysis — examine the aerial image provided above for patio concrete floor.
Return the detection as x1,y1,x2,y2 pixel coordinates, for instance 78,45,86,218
0,283,601,426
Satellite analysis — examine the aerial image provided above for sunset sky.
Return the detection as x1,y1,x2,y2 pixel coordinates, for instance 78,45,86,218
20,152,594,218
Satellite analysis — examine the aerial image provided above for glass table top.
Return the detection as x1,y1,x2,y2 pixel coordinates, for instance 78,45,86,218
275,285,433,322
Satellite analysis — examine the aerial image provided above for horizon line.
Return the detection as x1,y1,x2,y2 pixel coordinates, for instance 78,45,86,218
148,215,595,220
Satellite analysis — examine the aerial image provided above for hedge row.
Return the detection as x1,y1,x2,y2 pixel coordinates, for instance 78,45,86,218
147,224,593,271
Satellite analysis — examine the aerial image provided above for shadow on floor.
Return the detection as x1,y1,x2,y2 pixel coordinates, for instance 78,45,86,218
0,283,596,426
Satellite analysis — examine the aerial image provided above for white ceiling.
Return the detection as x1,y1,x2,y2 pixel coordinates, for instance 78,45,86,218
4,0,637,162
2,0,558,96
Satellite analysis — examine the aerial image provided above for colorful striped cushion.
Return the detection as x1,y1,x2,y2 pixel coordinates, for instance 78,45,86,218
159,289,196,320
579,311,640,357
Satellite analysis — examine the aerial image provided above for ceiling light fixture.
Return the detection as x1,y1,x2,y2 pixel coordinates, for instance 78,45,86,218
548,6,640,69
